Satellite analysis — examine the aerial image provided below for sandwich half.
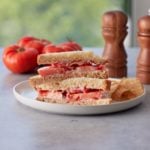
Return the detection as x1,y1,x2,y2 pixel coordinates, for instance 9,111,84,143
31,77,112,105
29,51,108,86
29,51,110,105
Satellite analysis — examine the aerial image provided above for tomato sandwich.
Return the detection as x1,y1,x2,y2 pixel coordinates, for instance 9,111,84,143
30,77,111,105
29,50,110,105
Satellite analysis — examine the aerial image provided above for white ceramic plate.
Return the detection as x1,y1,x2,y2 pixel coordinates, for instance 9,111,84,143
13,80,146,115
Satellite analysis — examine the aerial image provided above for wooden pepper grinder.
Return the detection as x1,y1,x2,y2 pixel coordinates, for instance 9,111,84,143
136,11,150,84
102,11,128,78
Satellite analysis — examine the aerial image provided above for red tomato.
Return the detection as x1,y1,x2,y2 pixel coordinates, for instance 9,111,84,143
38,66,65,76
25,40,44,54
18,36,37,47
40,39,51,46
18,36,51,54
59,41,82,51
67,41,82,50
66,91,101,101
3,45,39,73
60,45,75,51
42,44,65,53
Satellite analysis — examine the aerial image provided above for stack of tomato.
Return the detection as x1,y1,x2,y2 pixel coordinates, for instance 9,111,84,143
2,36,82,73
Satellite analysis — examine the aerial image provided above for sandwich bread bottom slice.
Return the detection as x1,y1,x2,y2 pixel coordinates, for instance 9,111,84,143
37,97,112,105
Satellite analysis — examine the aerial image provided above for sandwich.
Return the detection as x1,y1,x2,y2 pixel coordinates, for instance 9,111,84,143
31,77,112,105
29,50,110,105
29,51,108,86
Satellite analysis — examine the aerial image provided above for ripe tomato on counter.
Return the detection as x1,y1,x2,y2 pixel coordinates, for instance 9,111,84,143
42,41,82,53
25,40,45,54
39,39,51,46
58,41,82,51
42,44,65,53
18,36,37,47
2,36,83,73
18,36,51,54
3,45,39,73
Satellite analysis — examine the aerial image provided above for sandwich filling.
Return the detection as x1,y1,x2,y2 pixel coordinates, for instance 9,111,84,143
38,61,105,77
37,87,110,102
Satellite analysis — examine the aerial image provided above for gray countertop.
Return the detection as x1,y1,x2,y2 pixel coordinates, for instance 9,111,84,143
0,48,150,150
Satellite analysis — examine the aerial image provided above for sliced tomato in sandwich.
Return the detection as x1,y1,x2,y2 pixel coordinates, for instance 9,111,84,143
66,90,102,101
38,66,65,76
38,62,104,76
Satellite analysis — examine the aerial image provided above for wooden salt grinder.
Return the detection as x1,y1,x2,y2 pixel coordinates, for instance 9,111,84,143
136,12,150,84
102,11,128,78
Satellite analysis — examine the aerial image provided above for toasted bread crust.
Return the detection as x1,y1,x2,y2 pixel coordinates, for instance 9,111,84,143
29,70,108,89
37,97,112,105
37,51,107,65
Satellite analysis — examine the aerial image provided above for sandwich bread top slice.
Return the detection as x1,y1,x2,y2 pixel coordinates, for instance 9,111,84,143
38,51,107,65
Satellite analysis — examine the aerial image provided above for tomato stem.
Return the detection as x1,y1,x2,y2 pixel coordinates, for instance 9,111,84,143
17,47,25,52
